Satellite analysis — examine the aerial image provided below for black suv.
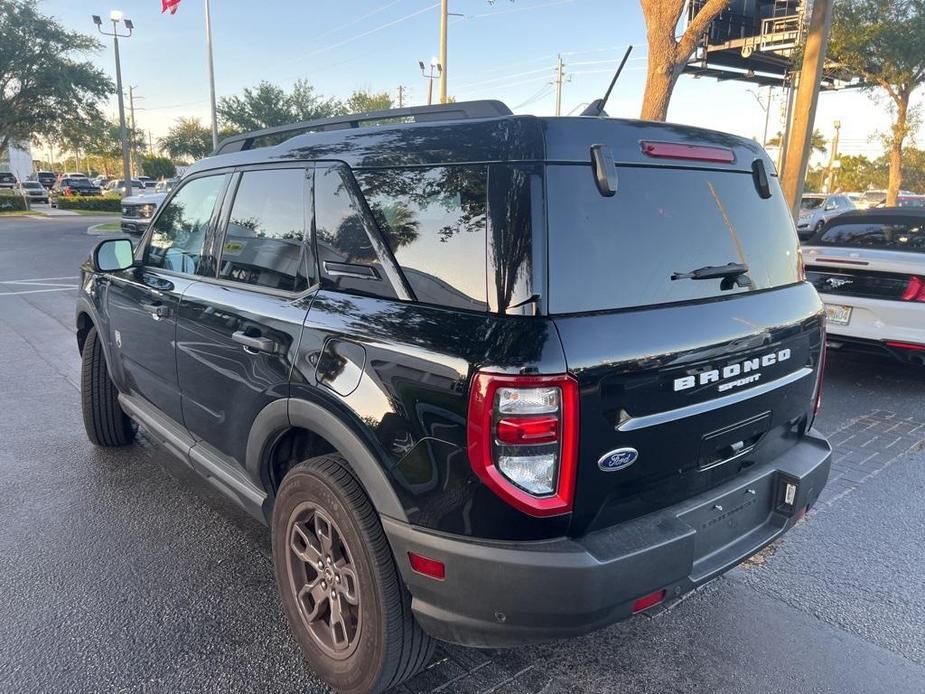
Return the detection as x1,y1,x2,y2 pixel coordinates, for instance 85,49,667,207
77,101,831,693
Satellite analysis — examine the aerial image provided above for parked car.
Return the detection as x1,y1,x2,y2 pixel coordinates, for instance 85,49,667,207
62,172,90,180
137,175,157,189
18,180,49,205
0,172,17,189
34,171,58,189
154,177,178,194
92,175,110,188
797,193,855,239
77,101,831,693
882,194,925,209
804,208,925,364
105,179,146,196
51,177,101,205
120,192,167,235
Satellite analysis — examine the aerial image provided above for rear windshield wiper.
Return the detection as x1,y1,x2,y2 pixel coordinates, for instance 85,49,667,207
671,262,751,288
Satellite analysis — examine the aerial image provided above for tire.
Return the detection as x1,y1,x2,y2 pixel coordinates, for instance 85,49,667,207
80,326,135,447
272,455,434,693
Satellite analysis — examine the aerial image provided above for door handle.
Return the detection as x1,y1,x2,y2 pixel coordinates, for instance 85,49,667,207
232,330,278,354
140,301,170,319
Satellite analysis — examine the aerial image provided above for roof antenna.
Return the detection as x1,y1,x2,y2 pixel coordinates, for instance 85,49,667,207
580,45,633,118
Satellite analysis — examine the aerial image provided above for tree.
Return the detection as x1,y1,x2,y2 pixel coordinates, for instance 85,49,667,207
159,117,214,162
218,79,343,133
766,129,828,155
141,156,176,179
639,0,731,121
345,89,393,114
0,0,113,156
832,154,888,192
829,0,925,205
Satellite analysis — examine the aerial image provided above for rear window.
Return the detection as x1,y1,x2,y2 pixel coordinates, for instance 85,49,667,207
813,220,925,252
354,166,488,311
546,165,801,313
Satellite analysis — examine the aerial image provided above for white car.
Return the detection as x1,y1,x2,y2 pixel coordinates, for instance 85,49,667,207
120,192,167,235
804,208,925,364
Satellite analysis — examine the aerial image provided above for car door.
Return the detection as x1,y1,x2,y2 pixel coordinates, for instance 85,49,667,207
175,164,316,467
104,173,230,423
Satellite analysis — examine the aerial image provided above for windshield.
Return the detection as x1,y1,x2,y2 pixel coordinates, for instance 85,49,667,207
801,197,825,210
546,164,801,313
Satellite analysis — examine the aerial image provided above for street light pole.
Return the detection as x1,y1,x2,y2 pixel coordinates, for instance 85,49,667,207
204,0,219,150
94,11,134,198
438,0,448,104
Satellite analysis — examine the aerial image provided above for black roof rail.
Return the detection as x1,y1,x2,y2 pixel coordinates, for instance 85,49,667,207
211,100,513,156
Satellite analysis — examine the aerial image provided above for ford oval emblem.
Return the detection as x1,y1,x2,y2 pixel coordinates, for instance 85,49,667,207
598,447,638,472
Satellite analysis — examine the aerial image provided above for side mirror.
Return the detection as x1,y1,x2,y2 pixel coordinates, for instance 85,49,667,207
93,238,135,272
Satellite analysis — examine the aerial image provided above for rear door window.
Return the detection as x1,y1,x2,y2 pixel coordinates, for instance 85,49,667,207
218,168,313,292
354,166,488,311
813,220,925,252
546,164,801,313
314,164,398,300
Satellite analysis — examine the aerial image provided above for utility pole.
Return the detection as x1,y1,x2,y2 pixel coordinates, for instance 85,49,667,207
148,130,154,156
93,12,134,198
397,85,406,108
780,0,834,219
128,86,138,177
204,0,219,150
825,120,842,193
438,0,448,103
553,54,566,116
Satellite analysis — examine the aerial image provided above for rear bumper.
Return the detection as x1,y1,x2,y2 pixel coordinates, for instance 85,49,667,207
384,431,831,648
819,293,925,359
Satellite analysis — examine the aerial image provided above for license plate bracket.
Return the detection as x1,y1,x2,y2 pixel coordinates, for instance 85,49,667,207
824,303,852,325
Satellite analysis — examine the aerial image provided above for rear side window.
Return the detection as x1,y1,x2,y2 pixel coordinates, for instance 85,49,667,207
354,166,488,311
814,220,925,252
314,164,398,300
546,165,801,313
218,168,313,292
144,174,228,275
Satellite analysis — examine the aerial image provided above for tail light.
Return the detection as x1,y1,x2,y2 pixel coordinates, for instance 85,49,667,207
812,335,827,423
467,372,579,517
64,186,73,195
901,276,925,302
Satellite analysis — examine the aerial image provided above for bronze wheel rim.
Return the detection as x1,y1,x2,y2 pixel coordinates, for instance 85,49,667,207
285,502,362,659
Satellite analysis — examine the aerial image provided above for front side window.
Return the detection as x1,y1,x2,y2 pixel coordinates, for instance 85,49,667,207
218,168,312,292
354,166,488,311
144,174,228,275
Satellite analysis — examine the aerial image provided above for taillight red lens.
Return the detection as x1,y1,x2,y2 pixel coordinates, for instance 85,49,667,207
901,276,925,302
632,589,666,614
496,415,559,445
814,337,827,418
467,372,579,517
640,140,735,164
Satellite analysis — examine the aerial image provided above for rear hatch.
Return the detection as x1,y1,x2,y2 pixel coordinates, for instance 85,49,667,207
543,127,824,534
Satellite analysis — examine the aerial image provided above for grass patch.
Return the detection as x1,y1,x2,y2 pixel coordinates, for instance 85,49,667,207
93,222,122,232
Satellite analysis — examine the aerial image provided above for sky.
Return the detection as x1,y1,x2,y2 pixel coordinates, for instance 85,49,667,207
37,0,924,163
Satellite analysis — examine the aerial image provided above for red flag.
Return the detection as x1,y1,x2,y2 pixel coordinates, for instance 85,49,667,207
161,0,181,14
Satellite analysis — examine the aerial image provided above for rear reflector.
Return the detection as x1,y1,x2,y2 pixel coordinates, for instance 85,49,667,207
886,341,925,351
408,552,445,580
641,140,735,164
632,589,666,614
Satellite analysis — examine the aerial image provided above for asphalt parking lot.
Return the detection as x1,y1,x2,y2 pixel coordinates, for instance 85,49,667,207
1,216,924,693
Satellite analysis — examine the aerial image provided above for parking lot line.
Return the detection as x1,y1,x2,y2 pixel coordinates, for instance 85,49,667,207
0,287,77,296
0,275,80,283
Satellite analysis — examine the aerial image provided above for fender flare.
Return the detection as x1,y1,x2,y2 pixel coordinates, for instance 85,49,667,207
246,397,409,523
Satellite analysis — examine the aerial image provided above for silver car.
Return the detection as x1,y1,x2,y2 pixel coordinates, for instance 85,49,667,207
18,180,49,204
796,193,855,240
120,192,167,235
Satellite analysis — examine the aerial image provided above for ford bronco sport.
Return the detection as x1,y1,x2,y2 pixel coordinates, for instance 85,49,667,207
77,101,832,693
